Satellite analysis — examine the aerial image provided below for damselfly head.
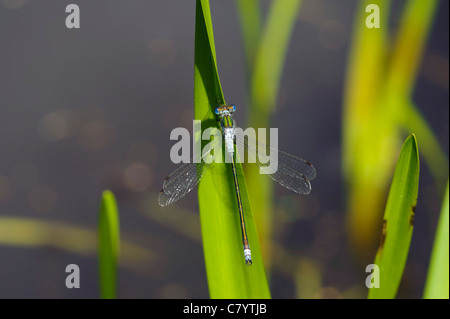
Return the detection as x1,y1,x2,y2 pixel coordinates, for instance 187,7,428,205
214,104,236,116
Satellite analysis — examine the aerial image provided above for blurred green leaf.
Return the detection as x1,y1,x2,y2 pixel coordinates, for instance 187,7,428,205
387,0,446,193
194,0,270,298
385,0,439,96
368,134,420,299
235,0,261,75
250,0,302,116
98,190,120,299
342,0,392,261
239,0,303,271
424,181,449,299
401,101,448,195
0,216,158,276
343,0,443,264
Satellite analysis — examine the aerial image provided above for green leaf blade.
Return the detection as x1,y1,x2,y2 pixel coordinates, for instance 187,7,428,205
235,0,262,74
98,190,120,299
368,134,420,299
424,180,449,299
242,0,303,273
194,0,270,299
250,0,303,115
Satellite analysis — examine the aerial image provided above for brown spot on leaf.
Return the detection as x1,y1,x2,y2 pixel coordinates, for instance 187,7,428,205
410,204,416,226
378,219,387,253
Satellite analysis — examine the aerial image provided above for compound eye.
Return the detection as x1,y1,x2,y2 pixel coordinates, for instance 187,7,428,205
227,104,236,113
214,107,220,115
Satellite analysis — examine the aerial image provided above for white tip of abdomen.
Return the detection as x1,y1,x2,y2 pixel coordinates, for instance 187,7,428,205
244,249,252,266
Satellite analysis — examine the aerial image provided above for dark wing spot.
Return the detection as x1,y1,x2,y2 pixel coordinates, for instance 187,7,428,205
305,161,313,167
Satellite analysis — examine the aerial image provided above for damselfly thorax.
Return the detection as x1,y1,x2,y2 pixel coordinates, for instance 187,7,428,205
216,104,236,156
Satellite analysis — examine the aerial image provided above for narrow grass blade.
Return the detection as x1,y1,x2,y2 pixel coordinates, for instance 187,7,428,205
368,134,420,299
385,0,439,96
235,0,262,75
424,181,449,299
342,0,392,261
401,100,448,196
244,0,303,270
194,0,270,299
250,0,303,116
343,0,442,264
98,190,120,299
0,216,157,277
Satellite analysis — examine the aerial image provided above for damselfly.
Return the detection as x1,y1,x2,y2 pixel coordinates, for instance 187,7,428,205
159,104,316,266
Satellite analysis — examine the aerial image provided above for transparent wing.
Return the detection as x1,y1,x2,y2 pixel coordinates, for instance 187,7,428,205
242,134,316,195
158,137,221,206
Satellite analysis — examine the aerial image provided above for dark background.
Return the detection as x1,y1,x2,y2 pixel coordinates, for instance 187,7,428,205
0,0,448,298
